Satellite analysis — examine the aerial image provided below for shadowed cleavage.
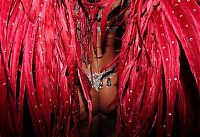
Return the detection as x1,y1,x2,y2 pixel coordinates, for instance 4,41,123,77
78,24,118,137
78,1,122,136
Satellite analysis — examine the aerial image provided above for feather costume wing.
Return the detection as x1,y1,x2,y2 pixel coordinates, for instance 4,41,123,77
0,0,200,137
0,0,86,136
117,0,200,137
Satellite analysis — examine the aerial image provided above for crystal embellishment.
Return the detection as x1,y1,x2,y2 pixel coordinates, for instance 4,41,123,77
87,66,115,91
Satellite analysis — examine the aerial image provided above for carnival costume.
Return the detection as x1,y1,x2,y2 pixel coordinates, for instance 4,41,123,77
0,0,200,137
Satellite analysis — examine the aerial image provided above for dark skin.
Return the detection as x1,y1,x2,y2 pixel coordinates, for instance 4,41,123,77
78,1,121,137
79,0,121,137
78,31,118,137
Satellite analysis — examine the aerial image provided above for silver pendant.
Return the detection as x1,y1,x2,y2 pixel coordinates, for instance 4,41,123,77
107,77,111,87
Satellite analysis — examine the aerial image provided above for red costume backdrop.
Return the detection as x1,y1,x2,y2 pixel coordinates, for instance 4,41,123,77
0,0,199,137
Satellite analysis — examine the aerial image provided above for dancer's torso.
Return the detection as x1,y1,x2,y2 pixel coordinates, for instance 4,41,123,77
77,1,122,136
78,30,118,137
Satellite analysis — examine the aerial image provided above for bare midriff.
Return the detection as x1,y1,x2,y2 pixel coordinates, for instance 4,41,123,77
77,1,122,135
78,30,118,137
